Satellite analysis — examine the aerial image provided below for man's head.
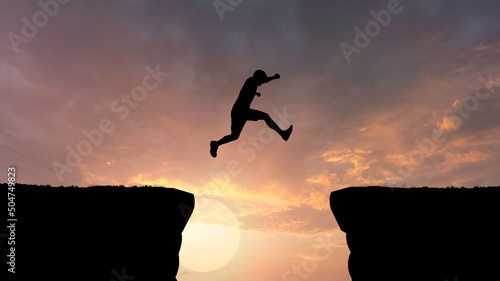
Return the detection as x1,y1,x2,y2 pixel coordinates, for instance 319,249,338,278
253,69,267,86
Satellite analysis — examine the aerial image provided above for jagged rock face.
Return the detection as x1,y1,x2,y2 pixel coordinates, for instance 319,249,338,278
10,184,194,281
330,186,500,281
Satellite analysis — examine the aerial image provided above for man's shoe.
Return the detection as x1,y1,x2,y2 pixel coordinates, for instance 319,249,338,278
210,141,218,158
281,125,293,141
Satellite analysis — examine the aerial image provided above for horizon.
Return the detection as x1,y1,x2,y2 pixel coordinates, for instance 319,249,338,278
2,0,500,280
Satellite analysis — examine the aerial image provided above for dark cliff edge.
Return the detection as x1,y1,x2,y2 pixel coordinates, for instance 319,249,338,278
330,186,500,281
3,184,194,281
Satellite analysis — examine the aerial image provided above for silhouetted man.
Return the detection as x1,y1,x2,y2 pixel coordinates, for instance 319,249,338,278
210,70,293,158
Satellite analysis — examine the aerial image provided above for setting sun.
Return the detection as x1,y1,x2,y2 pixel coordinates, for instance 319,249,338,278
180,198,241,272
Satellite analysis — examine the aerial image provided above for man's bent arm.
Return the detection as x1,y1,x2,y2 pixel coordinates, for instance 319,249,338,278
261,73,280,84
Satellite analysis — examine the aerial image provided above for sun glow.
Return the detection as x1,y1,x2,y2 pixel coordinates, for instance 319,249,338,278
179,198,241,272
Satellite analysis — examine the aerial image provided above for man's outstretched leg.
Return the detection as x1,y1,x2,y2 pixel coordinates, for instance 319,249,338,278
248,109,293,141
210,118,246,158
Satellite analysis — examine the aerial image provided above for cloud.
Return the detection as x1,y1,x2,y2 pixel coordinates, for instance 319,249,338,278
238,204,337,235
444,150,490,166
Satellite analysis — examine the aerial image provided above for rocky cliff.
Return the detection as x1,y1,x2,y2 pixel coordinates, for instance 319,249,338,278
5,184,194,281
330,186,500,281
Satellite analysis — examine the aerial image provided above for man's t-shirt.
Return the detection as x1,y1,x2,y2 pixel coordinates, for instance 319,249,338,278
232,77,258,114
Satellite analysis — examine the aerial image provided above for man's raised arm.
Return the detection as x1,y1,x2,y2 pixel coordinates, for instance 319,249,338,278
261,73,280,84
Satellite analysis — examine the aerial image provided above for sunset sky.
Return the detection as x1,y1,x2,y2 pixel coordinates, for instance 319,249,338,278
2,0,500,280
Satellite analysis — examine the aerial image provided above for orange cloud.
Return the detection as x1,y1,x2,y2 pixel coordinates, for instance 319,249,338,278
314,148,384,187
444,150,490,166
